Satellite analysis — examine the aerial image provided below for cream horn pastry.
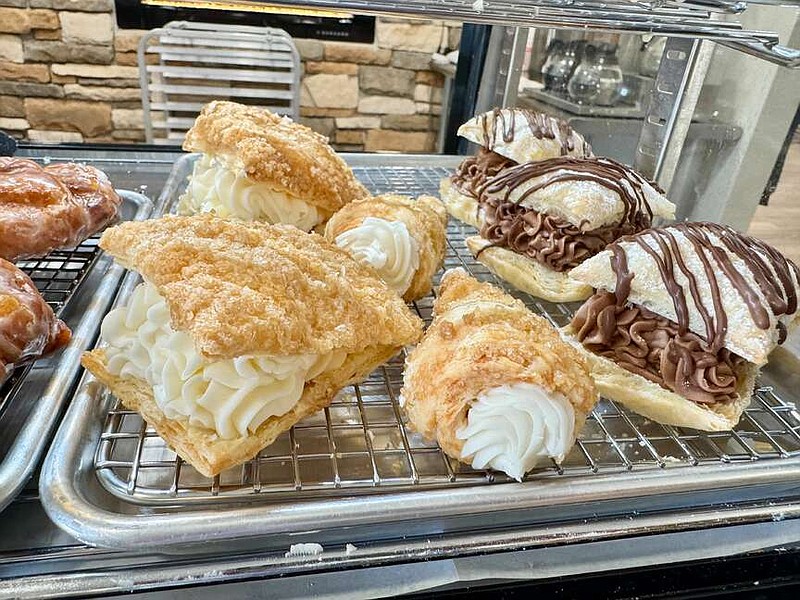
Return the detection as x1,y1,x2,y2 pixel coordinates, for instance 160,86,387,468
324,194,447,302
401,268,597,481
564,222,800,431
178,101,368,231
441,109,593,228
466,157,676,303
81,215,422,477
1,258,71,385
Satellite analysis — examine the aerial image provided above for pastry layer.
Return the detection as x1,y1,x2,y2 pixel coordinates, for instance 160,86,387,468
102,281,346,439
83,344,401,477
439,178,482,229
324,194,447,302
458,108,593,163
466,236,592,302
183,101,368,214
561,324,757,432
569,223,800,365
480,157,674,231
177,154,324,231
401,268,597,477
99,215,423,359
571,291,747,405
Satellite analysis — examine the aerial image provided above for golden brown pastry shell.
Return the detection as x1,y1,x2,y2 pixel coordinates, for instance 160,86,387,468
99,215,423,360
183,101,368,213
324,193,447,302
402,269,597,463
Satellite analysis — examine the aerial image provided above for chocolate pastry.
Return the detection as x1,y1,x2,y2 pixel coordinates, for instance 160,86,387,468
441,108,592,230
466,157,675,303
564,222,800,431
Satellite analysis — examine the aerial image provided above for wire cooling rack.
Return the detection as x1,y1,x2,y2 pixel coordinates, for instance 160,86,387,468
0,238,102,416
94,166,800,505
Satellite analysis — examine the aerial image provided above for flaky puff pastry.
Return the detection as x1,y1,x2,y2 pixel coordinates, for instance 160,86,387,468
183,101,368,215
439,178,482,229
83,345,401,476
82,215,422,476
466,237,592,303
324,194,447,301
401,269,596,474
96,215,421,359
557,334,758,431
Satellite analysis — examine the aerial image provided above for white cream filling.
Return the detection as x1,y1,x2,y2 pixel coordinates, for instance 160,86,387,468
178,154,322,231
101,282,346,440
456,382,575,481
334,217,420,296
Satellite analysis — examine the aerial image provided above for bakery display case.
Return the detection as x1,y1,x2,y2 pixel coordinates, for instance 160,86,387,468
1,1,800,598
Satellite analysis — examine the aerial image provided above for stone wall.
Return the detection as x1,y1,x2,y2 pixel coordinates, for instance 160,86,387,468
0,2,459,151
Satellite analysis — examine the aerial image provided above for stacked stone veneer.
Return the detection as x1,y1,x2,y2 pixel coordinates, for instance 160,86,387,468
0,1,459,151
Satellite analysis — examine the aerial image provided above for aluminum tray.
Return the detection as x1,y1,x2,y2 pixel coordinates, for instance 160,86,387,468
40,154,800,552
0,190,152,513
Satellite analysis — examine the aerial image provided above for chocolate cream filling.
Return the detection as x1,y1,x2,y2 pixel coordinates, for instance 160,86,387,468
572,290,747,405
479,199,647,272
451,148,517,200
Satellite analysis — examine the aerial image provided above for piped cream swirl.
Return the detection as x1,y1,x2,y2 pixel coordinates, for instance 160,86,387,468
178,154,322,231
456,382,575,481
101,282,345,439
334,217,420,296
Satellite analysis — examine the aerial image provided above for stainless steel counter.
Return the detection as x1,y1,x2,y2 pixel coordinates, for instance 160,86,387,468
1,147,799,599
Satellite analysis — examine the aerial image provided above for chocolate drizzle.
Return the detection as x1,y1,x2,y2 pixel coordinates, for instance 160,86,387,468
572,222,800,406
609,223,800,352
474,157,659,270
451,148,517,200
479,108,592,157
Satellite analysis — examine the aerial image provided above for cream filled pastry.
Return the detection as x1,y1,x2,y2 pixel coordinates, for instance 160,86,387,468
102,282,347,440
178,155,322,231
82,215,423,477
401,268,596,481
180,101,368,231
333,218,419,296
441,108,593,229
325,194,447,302
563,222,800,431
464,157,675,303
458,107,593,164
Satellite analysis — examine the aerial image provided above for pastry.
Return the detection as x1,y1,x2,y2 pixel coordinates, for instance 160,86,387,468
466,157,676,302
564,222,800,431
1,258,71,385
81,215,422,477
0,157,122,262
324,194,447,301
458,107,594,164
178,101,369,231
401,268,596,480
441,108,593,226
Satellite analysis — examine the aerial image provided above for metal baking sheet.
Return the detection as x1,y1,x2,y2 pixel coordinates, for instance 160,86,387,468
39,154,800,551
0,190,152,513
